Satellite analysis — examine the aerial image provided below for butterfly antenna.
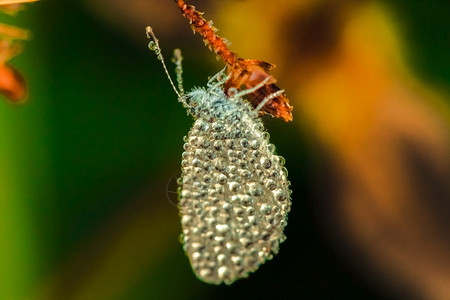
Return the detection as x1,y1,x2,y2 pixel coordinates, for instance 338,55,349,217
146,26,186,104
171,48,185,95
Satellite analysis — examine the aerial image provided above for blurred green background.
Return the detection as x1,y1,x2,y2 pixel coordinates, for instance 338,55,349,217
0,0,449,299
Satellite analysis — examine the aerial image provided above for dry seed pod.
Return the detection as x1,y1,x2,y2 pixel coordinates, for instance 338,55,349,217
175,0,293,121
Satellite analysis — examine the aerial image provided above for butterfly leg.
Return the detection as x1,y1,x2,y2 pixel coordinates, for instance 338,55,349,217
254,89,285,114
207,67,228,88
232,75,273,99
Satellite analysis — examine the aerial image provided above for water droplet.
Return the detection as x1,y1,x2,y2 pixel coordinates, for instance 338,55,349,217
212,122,225,132
248,183,264,196
228,182,241,193
199,268,212,278
241,170,252,180
217,253,227,264
227,165,237,174
260,157,272,169
222,202,232,212
240,139,249,148
213,140,224,151
217,266,230,280
231,256,243,266
267,143,276,153
252,150,261,158
265,179,277,190
192,158,201,167
274,189,288,202
240,195,253,206
260,204,272,215
217,174,227,185
246,207,255,216
226,140,236,149
148,41,157,51
215,159,226,171
250,140,260,150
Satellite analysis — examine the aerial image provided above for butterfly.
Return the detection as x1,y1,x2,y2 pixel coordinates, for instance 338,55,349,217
146,25,292,284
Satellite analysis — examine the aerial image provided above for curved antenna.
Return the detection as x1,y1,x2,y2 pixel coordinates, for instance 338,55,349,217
146,26,187,105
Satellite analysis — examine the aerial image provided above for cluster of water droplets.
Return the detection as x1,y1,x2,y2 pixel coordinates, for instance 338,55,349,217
179,97,291,284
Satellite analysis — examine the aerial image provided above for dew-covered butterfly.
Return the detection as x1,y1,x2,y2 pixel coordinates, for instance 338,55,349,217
146,10,292,285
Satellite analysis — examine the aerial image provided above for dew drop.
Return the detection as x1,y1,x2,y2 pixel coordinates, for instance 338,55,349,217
222,202,232,212
217,266,231,280
148,41,157,51
248,183,264,197
192,158,201,167
246,207,256,216
212,122,225,132
240,195,253,206
260,204,272,215
215,159,226,171
228,87,238,97
199,268,212,278
228,182,241,193
260,157,272,169
252,150,261,159
213,140,224,151
227,165,237,174
250,140,260,150
217,174,227,185
226,140,236,150
274,189,288,202
267,143,276,153
265,179,277,190
240,139,249,148
241,170,252,180
231,256,243,266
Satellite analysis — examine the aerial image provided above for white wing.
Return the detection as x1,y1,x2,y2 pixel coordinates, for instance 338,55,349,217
179,114,291,284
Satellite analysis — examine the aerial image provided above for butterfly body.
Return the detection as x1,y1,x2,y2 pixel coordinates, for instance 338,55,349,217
179,74,291,284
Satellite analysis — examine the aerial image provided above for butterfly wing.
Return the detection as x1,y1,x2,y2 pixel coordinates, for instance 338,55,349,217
179,114,291,284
